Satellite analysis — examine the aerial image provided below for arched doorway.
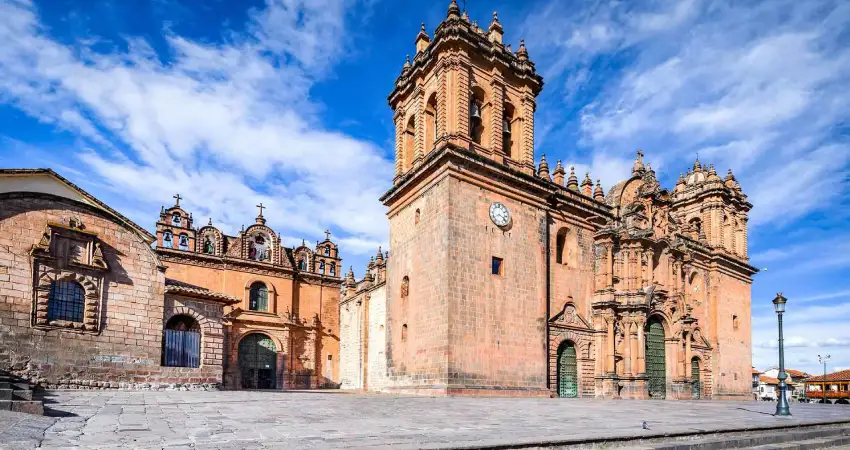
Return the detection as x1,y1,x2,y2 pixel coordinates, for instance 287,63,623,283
557,341,578,398
691,357,701,399
238,333,277,389
646,317,666,399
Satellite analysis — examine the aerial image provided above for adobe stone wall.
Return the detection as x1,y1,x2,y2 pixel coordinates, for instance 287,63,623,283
444,176,548,395
711,270,753,399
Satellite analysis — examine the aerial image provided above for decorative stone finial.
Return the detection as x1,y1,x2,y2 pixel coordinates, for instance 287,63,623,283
594,180,605,202
567,166,579,192
632,150,645,175
447,0,460,17
553,160,566,185
537,153,550,180
403,54,411,71
517,39,529,61
581,173,593,196
415,22,431,52
488,12,504,44
375,246,384,262
208,217,212,226
693,156,702,171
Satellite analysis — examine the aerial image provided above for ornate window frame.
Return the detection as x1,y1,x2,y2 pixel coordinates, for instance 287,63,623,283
30,219,106,333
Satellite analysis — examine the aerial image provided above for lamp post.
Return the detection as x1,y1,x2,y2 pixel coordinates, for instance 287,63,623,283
818,354,831,405
773,292,791,416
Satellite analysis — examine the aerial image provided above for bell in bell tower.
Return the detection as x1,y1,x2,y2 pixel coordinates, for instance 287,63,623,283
387,1,543,182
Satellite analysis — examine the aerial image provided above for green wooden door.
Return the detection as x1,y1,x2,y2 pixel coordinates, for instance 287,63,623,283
557,342,578,398
646,319,666,399
691,358,700,399
239,334,277,389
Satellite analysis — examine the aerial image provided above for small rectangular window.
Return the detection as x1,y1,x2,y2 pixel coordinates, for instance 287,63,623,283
328,354,333,361
492,257,503,276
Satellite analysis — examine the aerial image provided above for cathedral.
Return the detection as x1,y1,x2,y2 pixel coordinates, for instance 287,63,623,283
339,1,756,399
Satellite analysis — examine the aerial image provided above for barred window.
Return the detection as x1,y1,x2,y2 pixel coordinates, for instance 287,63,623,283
47,280,85,322
249,282,268,311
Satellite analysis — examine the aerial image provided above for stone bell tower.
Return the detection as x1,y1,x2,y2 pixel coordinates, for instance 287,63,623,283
388,0,543,181
381,1,554,397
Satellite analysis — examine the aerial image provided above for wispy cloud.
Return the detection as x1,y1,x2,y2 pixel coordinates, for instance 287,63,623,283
0,0,390,256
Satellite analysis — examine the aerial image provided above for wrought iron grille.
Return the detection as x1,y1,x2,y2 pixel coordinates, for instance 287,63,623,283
691,358,701,399
558,343,578,398
47,280,85,322
249,283,268,311
163,329,200,368
646,319,666,399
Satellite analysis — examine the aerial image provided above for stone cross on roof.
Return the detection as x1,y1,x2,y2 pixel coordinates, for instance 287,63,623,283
173,193,182,206
256,203,265,217
325,229,331,240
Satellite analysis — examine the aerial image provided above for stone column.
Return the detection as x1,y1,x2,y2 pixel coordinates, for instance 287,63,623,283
520,90,536,175
606,314,616,374
636,317,646,375
413,87,425,167
393,111,404,181
490,75,504,155
625,318,634,376
606,245,614,288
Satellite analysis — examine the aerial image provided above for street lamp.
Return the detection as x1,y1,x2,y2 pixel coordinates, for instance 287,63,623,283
773,292,791,416
818,354,831,405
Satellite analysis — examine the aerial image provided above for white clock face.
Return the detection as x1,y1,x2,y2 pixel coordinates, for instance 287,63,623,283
489,202,510,227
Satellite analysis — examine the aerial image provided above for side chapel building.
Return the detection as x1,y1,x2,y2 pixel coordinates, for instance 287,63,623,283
0,169,342,390
339,2,757,399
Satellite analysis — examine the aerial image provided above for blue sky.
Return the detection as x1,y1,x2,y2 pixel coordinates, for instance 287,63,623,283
1,0,848,375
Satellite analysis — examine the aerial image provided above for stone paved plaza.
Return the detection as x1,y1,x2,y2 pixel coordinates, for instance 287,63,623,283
2,391,850,449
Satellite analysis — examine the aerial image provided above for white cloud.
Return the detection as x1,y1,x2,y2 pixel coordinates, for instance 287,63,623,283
524,0,850,226
0,0,391,255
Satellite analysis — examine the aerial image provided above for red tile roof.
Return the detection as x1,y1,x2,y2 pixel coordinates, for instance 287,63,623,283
759,375,779,385
806,369,850,383
752,368,761,375
786,369,809,378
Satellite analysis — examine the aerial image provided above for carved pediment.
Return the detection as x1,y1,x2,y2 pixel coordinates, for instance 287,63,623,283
550,302,592,329
32,220,108,271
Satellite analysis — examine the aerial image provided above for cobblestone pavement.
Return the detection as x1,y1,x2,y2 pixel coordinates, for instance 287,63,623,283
1,390,850,449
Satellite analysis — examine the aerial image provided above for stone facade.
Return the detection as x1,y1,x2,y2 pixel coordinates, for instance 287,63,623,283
340,2,757,399
339,250,387,390
0,169,342,392
0,170,236,390
154,199,343,390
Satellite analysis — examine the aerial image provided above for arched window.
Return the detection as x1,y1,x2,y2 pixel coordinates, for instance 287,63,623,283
163,231,173,248
172,213,182,226
555,228,578,267
178,233,189,251
319,261,325,274
503,102,516,158
330,262,336,276
324,246,330,256
402,324,408,342
249,282,269,311
401,276,409,299
403,115,416,172
415,208,420,225
47,280,85,323
470,87,487,146
425,93,437,152
163,315,200,368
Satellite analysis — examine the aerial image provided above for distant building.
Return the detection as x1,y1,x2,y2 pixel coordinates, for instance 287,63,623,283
762,368,809,402
752,368,761,400
804,369,850,404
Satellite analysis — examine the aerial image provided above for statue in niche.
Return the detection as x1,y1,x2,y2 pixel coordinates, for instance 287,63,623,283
250,234,269,261
204,236,214,254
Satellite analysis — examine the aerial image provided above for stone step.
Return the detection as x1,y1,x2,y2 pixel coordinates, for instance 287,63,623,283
9,400,44,415
12,389,33,401
618,426,850,450
747,435,850,449
0,389,10,401
0,400,10,411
